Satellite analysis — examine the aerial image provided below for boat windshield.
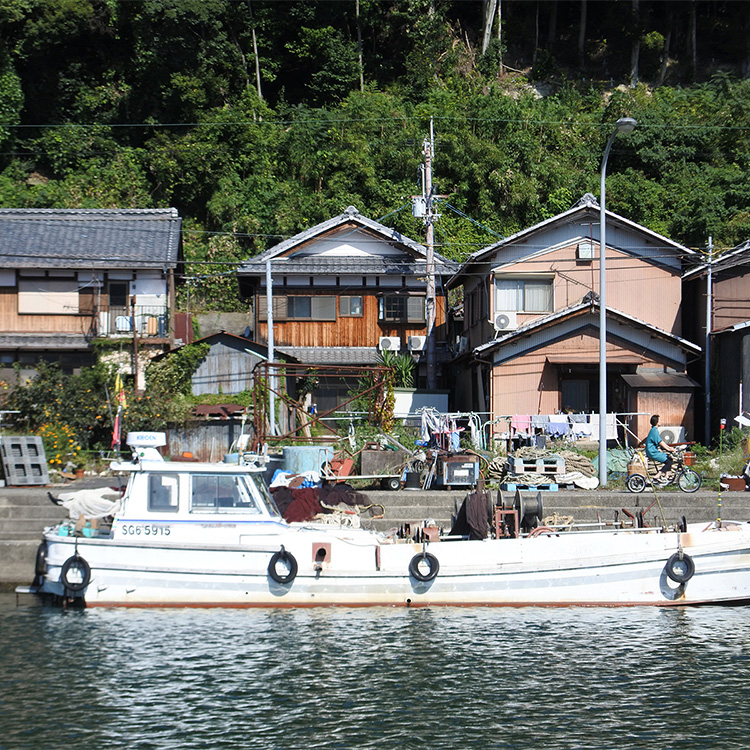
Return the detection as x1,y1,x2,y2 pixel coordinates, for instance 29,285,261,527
249,473,281,517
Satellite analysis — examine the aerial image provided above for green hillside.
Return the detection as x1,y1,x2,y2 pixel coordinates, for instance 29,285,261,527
0,0,748,310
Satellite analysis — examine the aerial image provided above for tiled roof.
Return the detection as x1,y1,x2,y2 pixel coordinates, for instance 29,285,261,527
0,208,181,269
0,333,90,349
237,205,458,277
275,344,453,366
275,346,380,366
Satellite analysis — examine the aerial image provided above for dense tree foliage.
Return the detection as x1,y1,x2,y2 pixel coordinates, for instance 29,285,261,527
0,0,749,312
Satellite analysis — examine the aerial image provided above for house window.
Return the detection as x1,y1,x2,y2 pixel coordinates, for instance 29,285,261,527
379,295,425,322
109,282,128,308
494,277,553,313
340,296,363,317
18,279,79,314
289,296,335,320
257,295,336,321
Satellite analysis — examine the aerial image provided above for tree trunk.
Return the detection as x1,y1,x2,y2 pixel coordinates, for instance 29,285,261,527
497,0,503,73
630,0,640,87
356,0,364,91
547,0,558,47
656,23,672,86
689,0,697,79
578,0,587,70
481,0,498,55
744,3,750,78
247,1,263,100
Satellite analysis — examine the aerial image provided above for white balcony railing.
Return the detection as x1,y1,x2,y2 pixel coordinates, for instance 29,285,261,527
97,306,168,338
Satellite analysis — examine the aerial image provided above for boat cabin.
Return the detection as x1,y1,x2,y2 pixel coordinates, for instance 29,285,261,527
110,433,284,541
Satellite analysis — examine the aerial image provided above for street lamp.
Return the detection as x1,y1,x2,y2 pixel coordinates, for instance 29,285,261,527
599,116,637,487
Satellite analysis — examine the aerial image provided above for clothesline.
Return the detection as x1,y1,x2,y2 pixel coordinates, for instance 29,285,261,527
505,413,620,441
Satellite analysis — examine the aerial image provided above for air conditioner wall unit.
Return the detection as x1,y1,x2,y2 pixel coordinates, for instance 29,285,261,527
658,426,686,444
378,336,401,352
408,335,426,352
493,311,518,332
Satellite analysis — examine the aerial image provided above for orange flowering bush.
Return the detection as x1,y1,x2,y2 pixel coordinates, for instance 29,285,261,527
37,423,81,469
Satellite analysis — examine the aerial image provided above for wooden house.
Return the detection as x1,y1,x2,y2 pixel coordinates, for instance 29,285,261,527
683,239,750,441
0,208,182,377
449,194,702,444
236,206,458,401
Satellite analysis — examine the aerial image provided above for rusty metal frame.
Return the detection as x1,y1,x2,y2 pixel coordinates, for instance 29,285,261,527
251,362,390,447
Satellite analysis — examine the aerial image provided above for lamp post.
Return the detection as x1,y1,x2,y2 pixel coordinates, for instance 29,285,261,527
599,117,637,487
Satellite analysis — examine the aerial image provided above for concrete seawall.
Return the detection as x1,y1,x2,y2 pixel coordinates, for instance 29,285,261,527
3,479,749,588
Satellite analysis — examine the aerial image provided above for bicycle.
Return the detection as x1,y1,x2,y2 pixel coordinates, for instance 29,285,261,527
626,446,702,493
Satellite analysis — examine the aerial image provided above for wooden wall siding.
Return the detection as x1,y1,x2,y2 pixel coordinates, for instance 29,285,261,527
627,392,696,445
713,274,750,330
255,294,447,348
495,243,682,336
0,289,95,334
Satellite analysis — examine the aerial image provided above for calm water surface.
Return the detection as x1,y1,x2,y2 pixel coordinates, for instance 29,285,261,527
1,594,750,749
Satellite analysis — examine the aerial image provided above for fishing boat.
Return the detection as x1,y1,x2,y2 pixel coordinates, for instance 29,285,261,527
19,432,750,608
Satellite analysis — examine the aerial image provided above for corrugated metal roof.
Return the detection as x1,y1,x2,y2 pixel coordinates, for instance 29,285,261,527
621,373,700,389
0,208,181,269
683,239,750,280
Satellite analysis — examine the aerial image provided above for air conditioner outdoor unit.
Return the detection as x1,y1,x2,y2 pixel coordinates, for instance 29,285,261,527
658,426,686,445
408,335,426,352
379,336,401,352
493,311,518,333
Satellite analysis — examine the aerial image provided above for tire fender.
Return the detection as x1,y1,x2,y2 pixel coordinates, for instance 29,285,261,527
268,546,298,584
665,552,695,584
409,552,439,582
60,554,91,592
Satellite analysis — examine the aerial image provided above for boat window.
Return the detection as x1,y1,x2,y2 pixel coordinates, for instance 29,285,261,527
148,474,179,513
190,474,261,513
248,473,281,517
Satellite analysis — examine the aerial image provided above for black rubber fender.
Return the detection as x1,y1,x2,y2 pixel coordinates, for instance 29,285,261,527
60,554,91,592
268,546,298,584
34,541,48,577
665,552,695,584
409,552,440,582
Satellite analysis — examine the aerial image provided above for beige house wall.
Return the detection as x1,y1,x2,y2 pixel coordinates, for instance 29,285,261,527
495,243,682,336
489,330,673,422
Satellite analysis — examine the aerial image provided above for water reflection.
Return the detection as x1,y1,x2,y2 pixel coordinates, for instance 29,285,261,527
2,597,750,749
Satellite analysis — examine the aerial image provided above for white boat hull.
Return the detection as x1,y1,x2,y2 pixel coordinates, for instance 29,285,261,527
37,522,750,607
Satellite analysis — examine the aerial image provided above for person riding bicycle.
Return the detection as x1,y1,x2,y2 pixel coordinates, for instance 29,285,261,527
640,414,677,485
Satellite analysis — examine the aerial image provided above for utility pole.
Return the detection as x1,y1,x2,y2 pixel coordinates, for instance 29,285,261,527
704,236,713,446
265,260,276,436
422,120,437,390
